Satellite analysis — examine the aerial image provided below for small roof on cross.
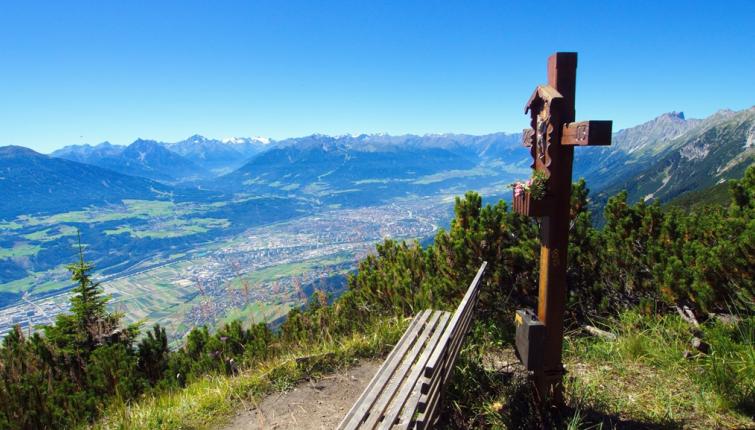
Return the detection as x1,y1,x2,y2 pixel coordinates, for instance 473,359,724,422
525,85,563,114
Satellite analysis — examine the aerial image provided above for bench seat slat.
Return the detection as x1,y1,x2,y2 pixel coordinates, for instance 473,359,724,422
362,310,444,428
442,285,480,384
383,311,451,430
338,310,432,429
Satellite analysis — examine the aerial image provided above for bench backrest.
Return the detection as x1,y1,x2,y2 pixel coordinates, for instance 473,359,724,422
338,262,487,429
415,261,486,428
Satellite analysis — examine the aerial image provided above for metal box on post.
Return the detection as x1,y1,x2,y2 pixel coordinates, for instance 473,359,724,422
514,309,545,370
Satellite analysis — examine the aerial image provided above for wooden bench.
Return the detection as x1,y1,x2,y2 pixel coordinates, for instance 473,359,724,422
338,262,487,429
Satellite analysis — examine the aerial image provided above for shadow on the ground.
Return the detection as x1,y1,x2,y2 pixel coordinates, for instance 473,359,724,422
440,362,687,430
558,405,684,430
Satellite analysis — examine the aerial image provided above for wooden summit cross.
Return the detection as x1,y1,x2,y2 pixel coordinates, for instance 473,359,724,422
513,52,612,403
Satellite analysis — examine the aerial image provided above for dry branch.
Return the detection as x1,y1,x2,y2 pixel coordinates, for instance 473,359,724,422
583,325,617,341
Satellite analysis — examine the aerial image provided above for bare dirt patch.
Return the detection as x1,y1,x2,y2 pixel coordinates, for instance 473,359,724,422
220,360,380,430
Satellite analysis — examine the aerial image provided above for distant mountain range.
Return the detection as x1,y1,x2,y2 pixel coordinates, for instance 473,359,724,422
47,132,527,207
51,135,271,182
0,107,747,218
6,106,751,217
162,135,269,175
216,132,525,206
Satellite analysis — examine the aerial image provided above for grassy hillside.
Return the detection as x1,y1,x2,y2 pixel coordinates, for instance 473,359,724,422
91,316,407,430
667,180,732,211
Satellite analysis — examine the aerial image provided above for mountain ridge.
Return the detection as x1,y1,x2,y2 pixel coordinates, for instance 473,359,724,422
33,106,755,211
595,106,754,204
0,146,178,218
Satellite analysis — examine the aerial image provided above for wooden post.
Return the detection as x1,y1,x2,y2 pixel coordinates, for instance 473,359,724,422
535,52,576,404
514,52,612,405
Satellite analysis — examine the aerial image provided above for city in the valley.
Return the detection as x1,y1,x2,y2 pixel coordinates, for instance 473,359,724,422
0,197,453,342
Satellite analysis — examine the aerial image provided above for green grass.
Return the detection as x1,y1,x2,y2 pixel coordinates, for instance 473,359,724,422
22,225,78,242
29,279,70,295
122,200,177,217
90,316,408,430
11,199,219,230
104,218,231,239
0,275,41,294
229,253,352,288
0,243,42,258
103,225,133,236
0,265,70,294
0,221,24,230
36,209,135,225
353,178,400,185
220,302,292,327
447,310,754,429
562,311,754,429
412,166,495,185
279,183,300,191
301,182,331,195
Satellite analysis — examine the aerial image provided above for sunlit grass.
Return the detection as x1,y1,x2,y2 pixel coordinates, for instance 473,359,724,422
90,316,408,430
563,311,754,429
447,310,753,429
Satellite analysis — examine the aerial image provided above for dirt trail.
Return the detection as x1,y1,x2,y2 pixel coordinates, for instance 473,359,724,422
221,360,380,430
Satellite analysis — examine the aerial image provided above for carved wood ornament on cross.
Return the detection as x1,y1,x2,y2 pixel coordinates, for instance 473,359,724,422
513,52,612,404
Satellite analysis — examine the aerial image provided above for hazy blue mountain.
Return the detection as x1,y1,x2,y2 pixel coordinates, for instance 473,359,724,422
215,133,528,206
0,146,174,218
42,109,753,211
53,139,208,183
51,141,125,163
117,139,208,182
163,135,269,175
269,132,523,160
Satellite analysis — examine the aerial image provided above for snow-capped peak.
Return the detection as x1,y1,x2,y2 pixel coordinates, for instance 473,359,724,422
221,137,246,144
222,136,271,145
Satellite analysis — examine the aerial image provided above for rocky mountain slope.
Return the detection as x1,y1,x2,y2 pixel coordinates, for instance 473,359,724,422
574,111,703,190
52,135,269,181
592,108,754,204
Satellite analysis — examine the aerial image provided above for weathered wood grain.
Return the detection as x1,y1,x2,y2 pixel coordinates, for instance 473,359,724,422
338,262,487,429
338,311,431,429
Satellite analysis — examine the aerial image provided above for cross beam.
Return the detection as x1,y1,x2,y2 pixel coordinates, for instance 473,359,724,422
513,52,612,405
561,120,612,146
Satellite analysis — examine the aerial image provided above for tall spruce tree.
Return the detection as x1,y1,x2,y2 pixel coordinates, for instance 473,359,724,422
68,233,110,345
45,233,117,359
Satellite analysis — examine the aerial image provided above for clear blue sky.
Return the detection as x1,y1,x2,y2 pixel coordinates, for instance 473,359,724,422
1,1,752,153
